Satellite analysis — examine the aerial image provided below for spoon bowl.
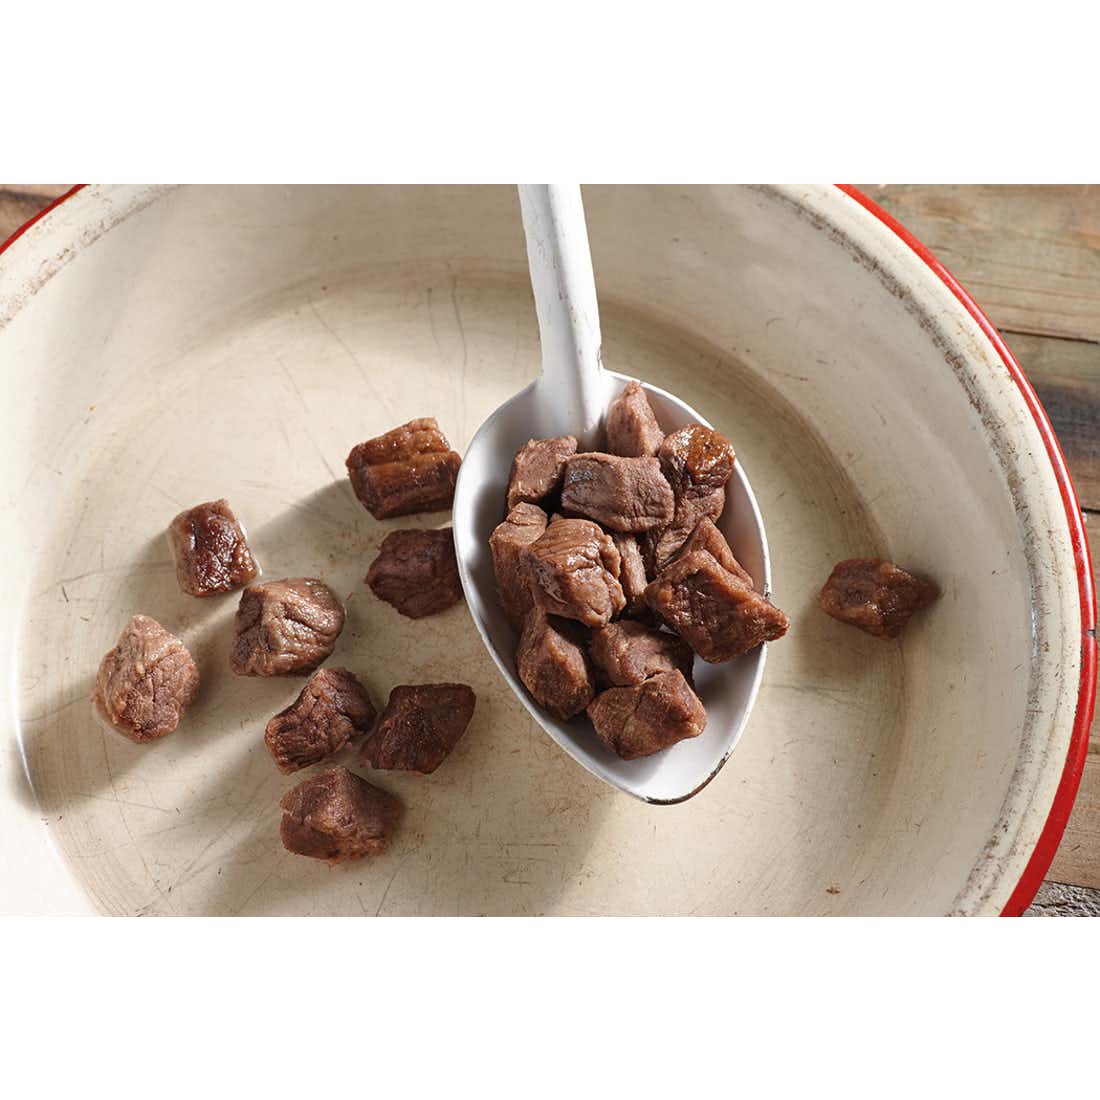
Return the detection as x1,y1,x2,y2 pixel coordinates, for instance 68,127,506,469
453,370,772,805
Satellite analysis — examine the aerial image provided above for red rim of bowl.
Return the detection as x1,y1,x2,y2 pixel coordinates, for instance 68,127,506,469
3,184,1095,915
837,185,1097,915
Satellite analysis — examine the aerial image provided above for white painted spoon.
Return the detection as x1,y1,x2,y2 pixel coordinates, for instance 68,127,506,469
452,184,773,804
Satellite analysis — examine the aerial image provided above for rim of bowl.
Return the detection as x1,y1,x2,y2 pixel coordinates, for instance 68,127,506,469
2,184,1094,916
834,185,1097,915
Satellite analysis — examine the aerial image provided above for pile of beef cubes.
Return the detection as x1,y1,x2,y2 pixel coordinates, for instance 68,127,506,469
491,382,790,761
93,418,476,866
92,384,940,873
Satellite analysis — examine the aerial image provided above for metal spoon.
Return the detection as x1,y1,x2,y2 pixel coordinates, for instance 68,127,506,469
452,184,772,803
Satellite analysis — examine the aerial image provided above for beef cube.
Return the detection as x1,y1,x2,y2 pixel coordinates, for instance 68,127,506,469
645,550,788,662
230,578,345,676
506,435,578,511
672,517,754,588
363,684,476,774
265,667,377,774
560,453,674,533
606,381,664,457
346,418,462,519
641,487,726,577
658,424,736,498
589,620,695,688
516,607,595,720
642,424,737,573
366,528,463,619
350,451,462,520
587,670,706,760
167,498,259,597
92,615,199,743
817,558,939,639
525,517,625,627
348,417,450,465
610,532,649,613
279,766,401,864
489,503,548,627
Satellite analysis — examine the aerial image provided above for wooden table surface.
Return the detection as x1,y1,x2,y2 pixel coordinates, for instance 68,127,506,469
3,184,1097,915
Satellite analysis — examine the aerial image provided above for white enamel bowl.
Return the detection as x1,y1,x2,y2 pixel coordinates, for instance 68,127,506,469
1,185,1093,915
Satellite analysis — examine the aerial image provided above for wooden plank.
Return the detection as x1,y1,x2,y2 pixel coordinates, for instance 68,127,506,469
1004,332,1100,513
0,184,72,200
0,185,70,242
1048,754,1100,889
863,184,1100,343
1026,880,1100,916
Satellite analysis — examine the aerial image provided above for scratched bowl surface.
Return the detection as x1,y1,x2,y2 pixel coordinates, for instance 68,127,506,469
0,186,1087,915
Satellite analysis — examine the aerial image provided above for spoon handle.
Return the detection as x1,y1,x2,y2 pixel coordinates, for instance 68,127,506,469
518,184,606,442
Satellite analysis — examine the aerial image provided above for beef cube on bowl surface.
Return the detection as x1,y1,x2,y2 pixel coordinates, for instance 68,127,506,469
279,766,401,864
265,667,377,774
93,615,199,743
516,607,595,720
489,503,548,627
587,670,706,760
525,517,625,628
363,684,476,774
346,417,462,519
589,620,694,688
230,578,345,676
351,452,462,520
605,381,664,458
560,453,674,533
168,498,258,596
506,435,578,511
349,417,450,465
817,558,939,639
645,550,788,663
365,528,462,619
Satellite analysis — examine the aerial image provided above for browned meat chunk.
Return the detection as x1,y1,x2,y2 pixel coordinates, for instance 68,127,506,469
516,607,595,720
672,517,753,588
348,417,450,465
350,451,462,520
606,381,664,458
641,424,736,573
525,517,625,627
506,435,578,511
92,615,199,743
346,418,462,519
265,667,377,774
817,558,939,639
587,670,706,760
363,684,476,773
168,498,258,597
560,453,674,533
489,503,548,627
610,532,649,613
279,766,400,864
645,550,788,662
230,578,345,676
589,620,695,688
365,528,462,619
658,424,736,498
642,487,727,577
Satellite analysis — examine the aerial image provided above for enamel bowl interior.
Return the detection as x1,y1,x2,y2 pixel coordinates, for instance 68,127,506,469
0,185,1084,915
